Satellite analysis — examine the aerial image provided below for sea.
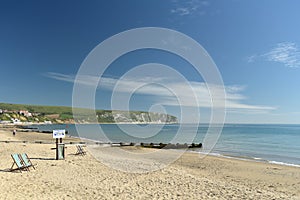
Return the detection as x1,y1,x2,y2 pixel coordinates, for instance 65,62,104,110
31,123,300,167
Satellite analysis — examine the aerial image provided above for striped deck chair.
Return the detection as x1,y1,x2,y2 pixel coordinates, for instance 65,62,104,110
20,153,36,170
11,154,28,172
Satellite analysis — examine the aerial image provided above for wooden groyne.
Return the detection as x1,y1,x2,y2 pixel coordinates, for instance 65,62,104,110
0,140,202,149
106,142,202,149
140,142,202,149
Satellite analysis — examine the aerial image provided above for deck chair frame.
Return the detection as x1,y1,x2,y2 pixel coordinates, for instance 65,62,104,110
75,145,86,156
20,153,36,170
11,154,28,172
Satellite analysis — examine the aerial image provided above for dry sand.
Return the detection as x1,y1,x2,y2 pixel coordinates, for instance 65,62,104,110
0,127,299,199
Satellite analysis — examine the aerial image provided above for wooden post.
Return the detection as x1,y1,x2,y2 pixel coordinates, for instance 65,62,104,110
56,138,58,160
53,129,65,160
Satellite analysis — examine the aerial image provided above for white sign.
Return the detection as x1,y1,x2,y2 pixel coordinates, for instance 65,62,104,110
53,129,66,139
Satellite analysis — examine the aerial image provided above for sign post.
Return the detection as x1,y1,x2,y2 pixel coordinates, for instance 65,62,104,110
53,130,66,160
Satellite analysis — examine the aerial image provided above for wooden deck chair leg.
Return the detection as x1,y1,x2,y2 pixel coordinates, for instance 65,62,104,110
10,162,19,172
24,154,35,170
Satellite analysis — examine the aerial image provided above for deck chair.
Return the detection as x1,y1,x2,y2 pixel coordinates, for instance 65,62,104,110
11,154,28,172
20,153,36,170
75,145,86,156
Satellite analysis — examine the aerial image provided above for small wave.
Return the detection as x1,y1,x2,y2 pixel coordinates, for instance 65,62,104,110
196,151,232,158
268,161,300,168
253,157,262,160
192,150,300,168
207,152,223,157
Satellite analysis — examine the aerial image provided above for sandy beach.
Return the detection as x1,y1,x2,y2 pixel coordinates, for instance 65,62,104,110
0,127,299,199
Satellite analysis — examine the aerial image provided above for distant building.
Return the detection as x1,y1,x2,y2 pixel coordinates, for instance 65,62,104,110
0,120,11,124
12,118,21,124
6,110,15,113
0,109,3,114
19,110,32,117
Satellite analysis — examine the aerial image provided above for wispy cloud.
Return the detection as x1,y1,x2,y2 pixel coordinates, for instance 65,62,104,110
246,55,258,63
248,42,300,68
45,72,276,113
170,0,209,16
265,42,300,68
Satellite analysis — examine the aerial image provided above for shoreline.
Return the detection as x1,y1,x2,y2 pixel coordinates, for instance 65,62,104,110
171,148,300,170
194,150,300,168
2,125,300,170
11,123,300,169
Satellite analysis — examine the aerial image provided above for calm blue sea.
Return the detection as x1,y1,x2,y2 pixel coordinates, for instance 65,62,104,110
32,124,300,167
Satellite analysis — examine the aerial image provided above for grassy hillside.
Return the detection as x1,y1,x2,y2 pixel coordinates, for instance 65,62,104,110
0,103,73,115
0,103,177,124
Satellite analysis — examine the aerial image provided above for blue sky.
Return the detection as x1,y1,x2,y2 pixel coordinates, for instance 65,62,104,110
1,0,300,123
